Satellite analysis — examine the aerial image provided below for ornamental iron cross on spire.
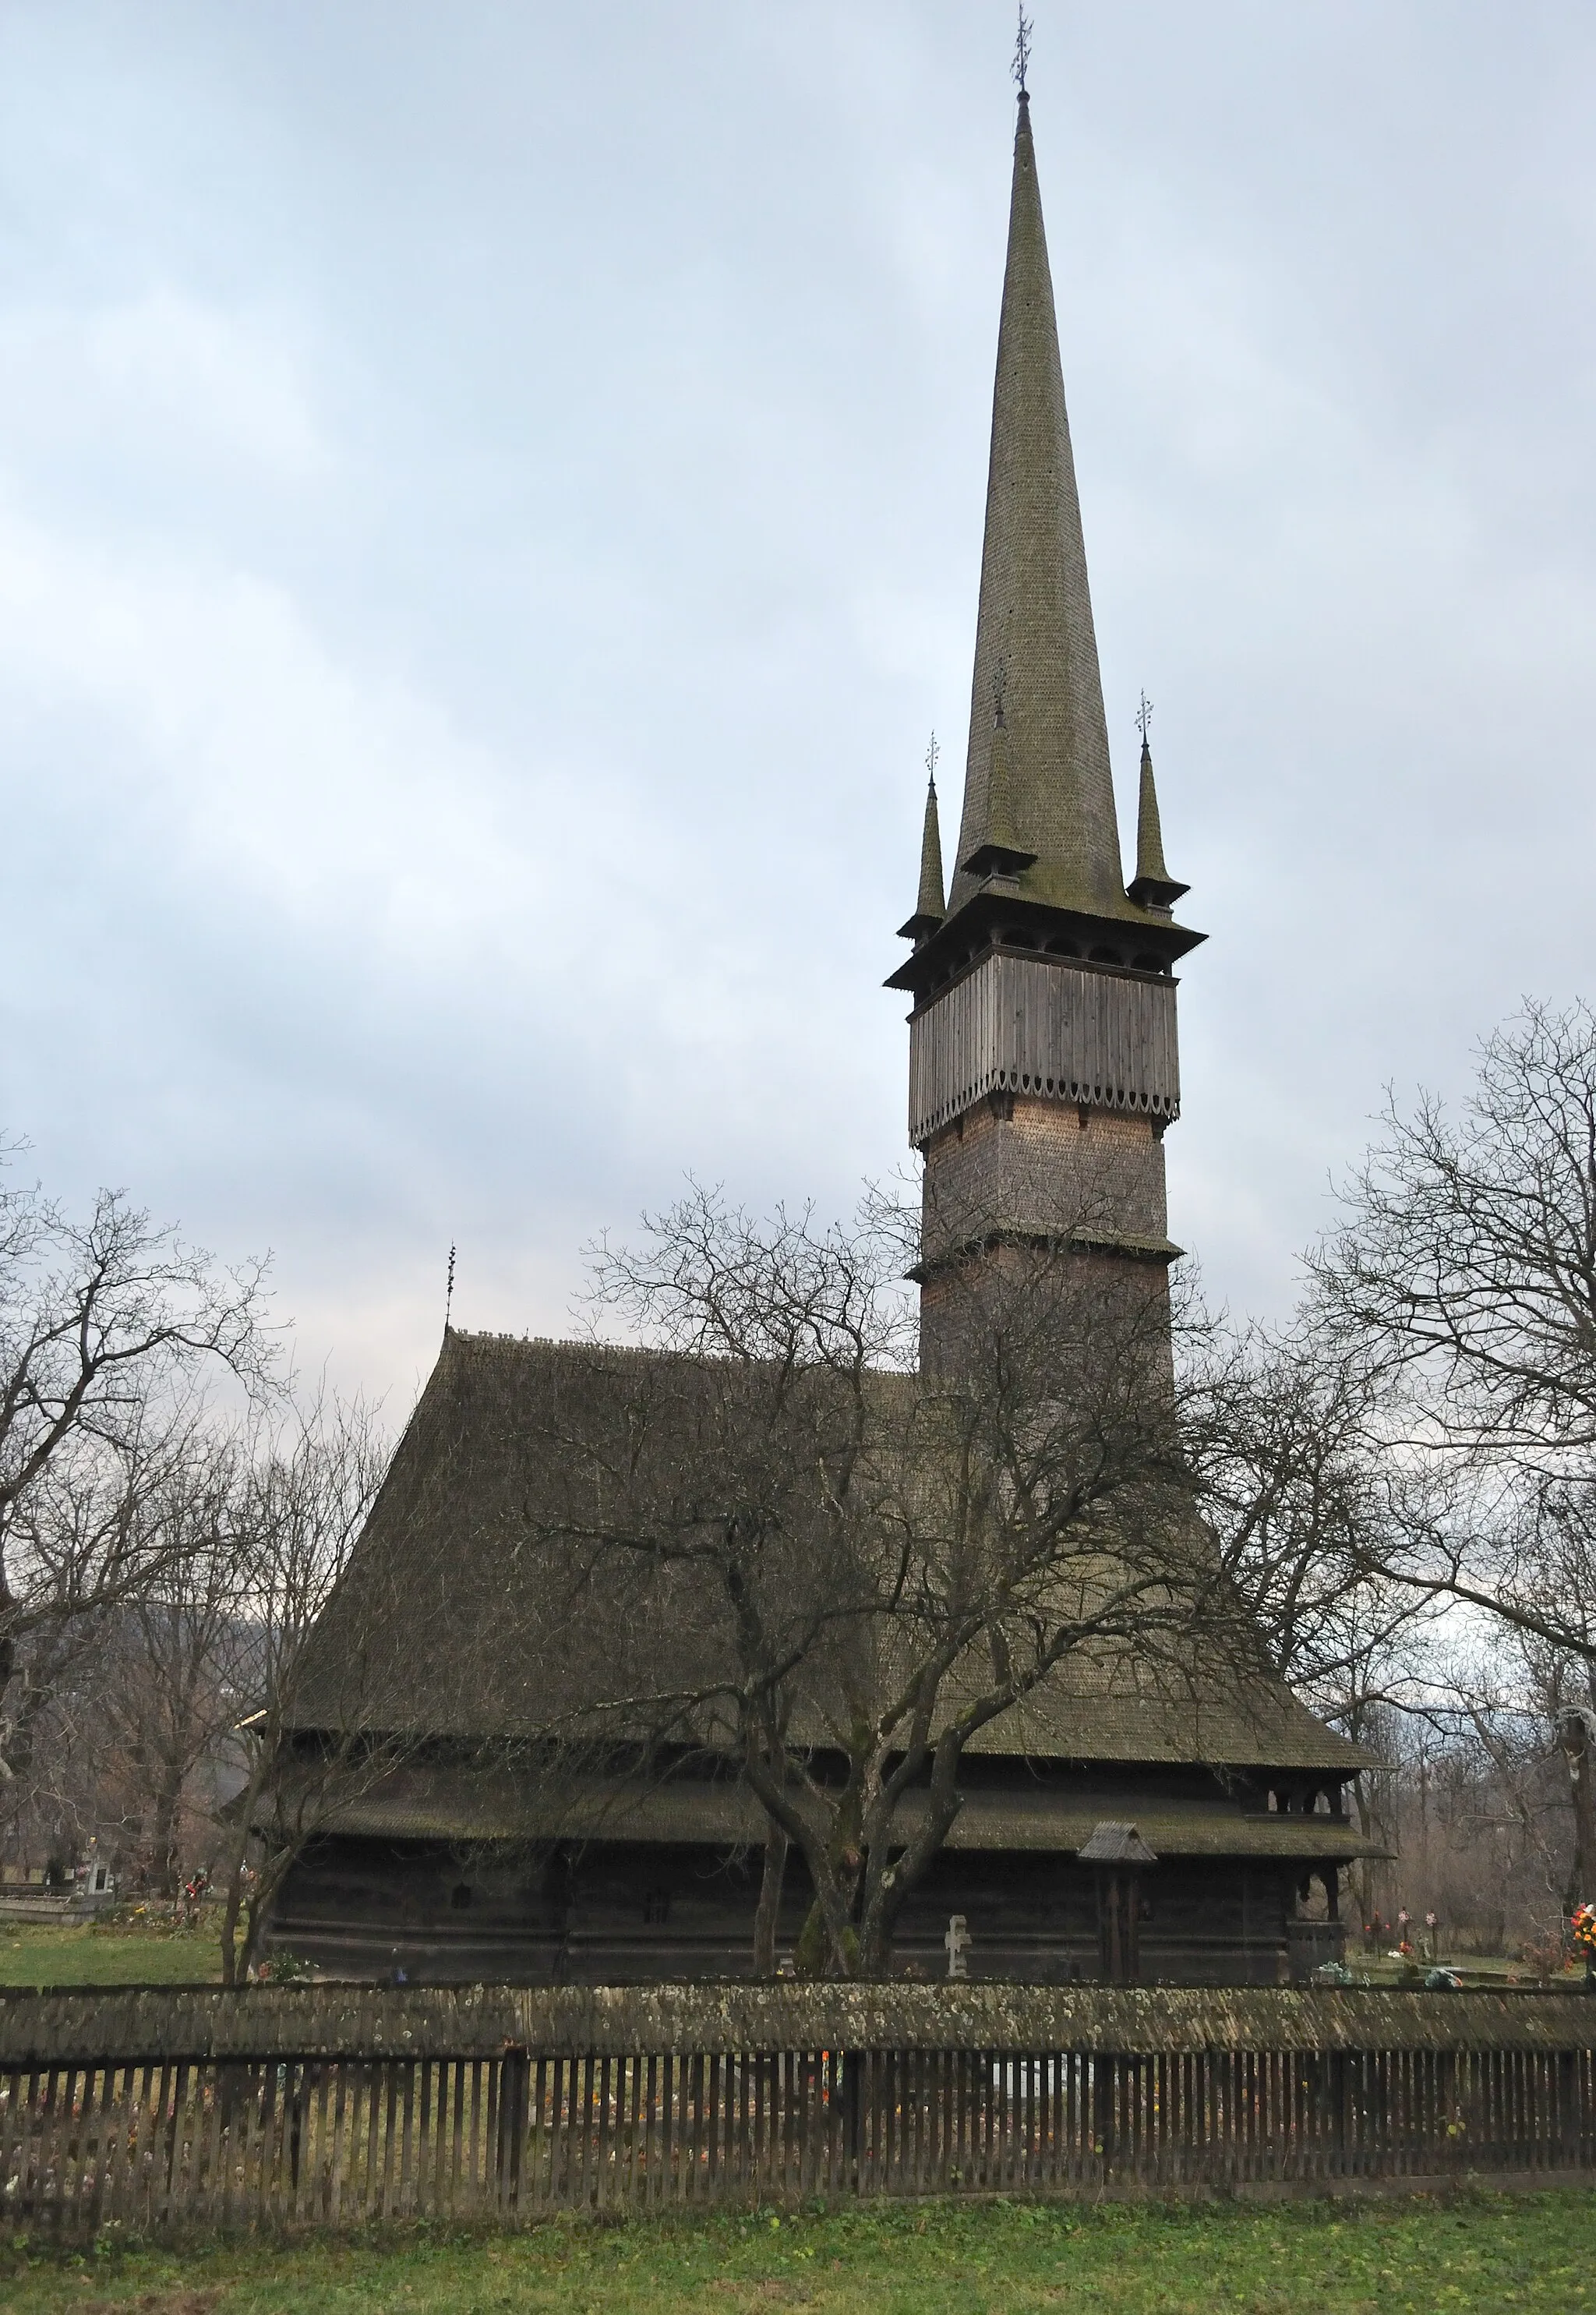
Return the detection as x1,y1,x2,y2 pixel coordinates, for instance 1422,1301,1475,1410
1137,691,1154,747
1013,8,1033,94
925,730,940,792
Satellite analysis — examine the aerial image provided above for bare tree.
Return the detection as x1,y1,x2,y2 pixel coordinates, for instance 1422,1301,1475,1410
93,1433,249,1896
1183,1320,1439,1723
1177,1315,1444,1909
1315,1001,1596,1465
1311,1002,1596,1895
0,1150,275,1777
212,1387,393,1984
531,1182,1259,1980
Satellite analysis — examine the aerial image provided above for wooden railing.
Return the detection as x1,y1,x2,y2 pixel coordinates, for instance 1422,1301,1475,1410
1,1984,1591,2235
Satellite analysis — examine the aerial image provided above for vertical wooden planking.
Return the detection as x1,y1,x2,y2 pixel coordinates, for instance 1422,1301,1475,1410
444,2058,459,2213
284,2061,306,2223
19,2067,41,2228
194,2060,222,2229
468,2058,486,2215
82,2062,114,2232
786,2055,800,2194
750,2052,764,2204
256,2059,282,2230
214,2061,240,2235
373,2060,396,2220
635,2053,649,2210
50,2064,76,2235
906,2055,920,2194
622,2054,640,2207
495,2049,525,2214
41,2063,69,2235
577,2054,595,2212
659,2052,676,2207
939,2047,953,2193
25,2066,48,2235
132,2061,161,2238
327,2060,350,2223
482,2055,501,2218
660,2052,675,2211
0,2069,19,2220
68,2063,97,2232
358,2061,382,2222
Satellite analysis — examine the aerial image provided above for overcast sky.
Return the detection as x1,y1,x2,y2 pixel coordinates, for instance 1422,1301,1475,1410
2,2,1594,1408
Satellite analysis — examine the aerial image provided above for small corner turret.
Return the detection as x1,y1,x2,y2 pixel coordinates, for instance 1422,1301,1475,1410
899,737,948,945
1126,699,1189,915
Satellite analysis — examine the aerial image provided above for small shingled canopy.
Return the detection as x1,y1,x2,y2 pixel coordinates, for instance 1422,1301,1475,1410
1078,1822,1160,1868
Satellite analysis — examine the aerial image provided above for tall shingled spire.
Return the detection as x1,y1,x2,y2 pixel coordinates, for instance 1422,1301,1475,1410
888,75,1202,1002
948,86,1125,920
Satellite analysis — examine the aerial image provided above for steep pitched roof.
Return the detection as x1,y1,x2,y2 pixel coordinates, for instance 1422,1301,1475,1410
294,1330,1366,1778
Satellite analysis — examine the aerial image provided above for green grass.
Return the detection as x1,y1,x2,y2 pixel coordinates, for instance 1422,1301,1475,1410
0,1920,220,1988
4,2193,1595,2312
1346,1951,1586,1989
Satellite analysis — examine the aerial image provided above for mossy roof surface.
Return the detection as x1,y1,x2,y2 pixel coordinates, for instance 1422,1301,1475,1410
293,1331,1365,1780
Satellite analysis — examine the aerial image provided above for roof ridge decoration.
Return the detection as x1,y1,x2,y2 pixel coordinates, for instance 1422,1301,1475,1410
948,83,1127,922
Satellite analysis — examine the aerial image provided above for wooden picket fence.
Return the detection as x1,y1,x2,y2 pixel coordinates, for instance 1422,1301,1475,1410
1,1983,1591,2235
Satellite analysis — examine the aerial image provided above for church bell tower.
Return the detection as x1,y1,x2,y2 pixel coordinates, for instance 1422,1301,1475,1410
889,87,1204,1377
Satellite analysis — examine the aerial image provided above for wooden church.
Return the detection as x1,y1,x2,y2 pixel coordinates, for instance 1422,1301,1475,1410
264,83,1375,1988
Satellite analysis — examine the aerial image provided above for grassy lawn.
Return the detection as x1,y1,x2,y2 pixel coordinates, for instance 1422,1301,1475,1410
0,1921,220,1988
4,2193,1595,2313
1344,1952,1587,1988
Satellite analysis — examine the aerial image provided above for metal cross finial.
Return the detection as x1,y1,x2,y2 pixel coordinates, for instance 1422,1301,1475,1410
445,1242,457,1331
925,730,940,793
1013,7,1033,94
1137,691,1154,748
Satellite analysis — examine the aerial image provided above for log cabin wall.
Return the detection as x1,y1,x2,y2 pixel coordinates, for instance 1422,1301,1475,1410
265,1838,1301,1990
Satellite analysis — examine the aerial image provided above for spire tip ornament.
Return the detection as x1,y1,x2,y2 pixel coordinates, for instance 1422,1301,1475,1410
1013,6,1033,97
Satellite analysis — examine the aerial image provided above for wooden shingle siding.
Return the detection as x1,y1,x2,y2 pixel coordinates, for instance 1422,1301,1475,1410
909,956,1180,1146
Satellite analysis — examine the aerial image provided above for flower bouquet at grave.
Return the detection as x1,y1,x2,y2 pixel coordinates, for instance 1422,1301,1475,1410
1573,1903,1596,1980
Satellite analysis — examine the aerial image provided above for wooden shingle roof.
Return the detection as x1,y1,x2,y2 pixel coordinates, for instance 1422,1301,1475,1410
295,1330,1367,1779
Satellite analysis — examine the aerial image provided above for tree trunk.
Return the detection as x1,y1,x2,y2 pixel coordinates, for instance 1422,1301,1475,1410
752,1820,789,1975
218,1861,245,1987
150,1760,187,1899
1560,1702,1596,1915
